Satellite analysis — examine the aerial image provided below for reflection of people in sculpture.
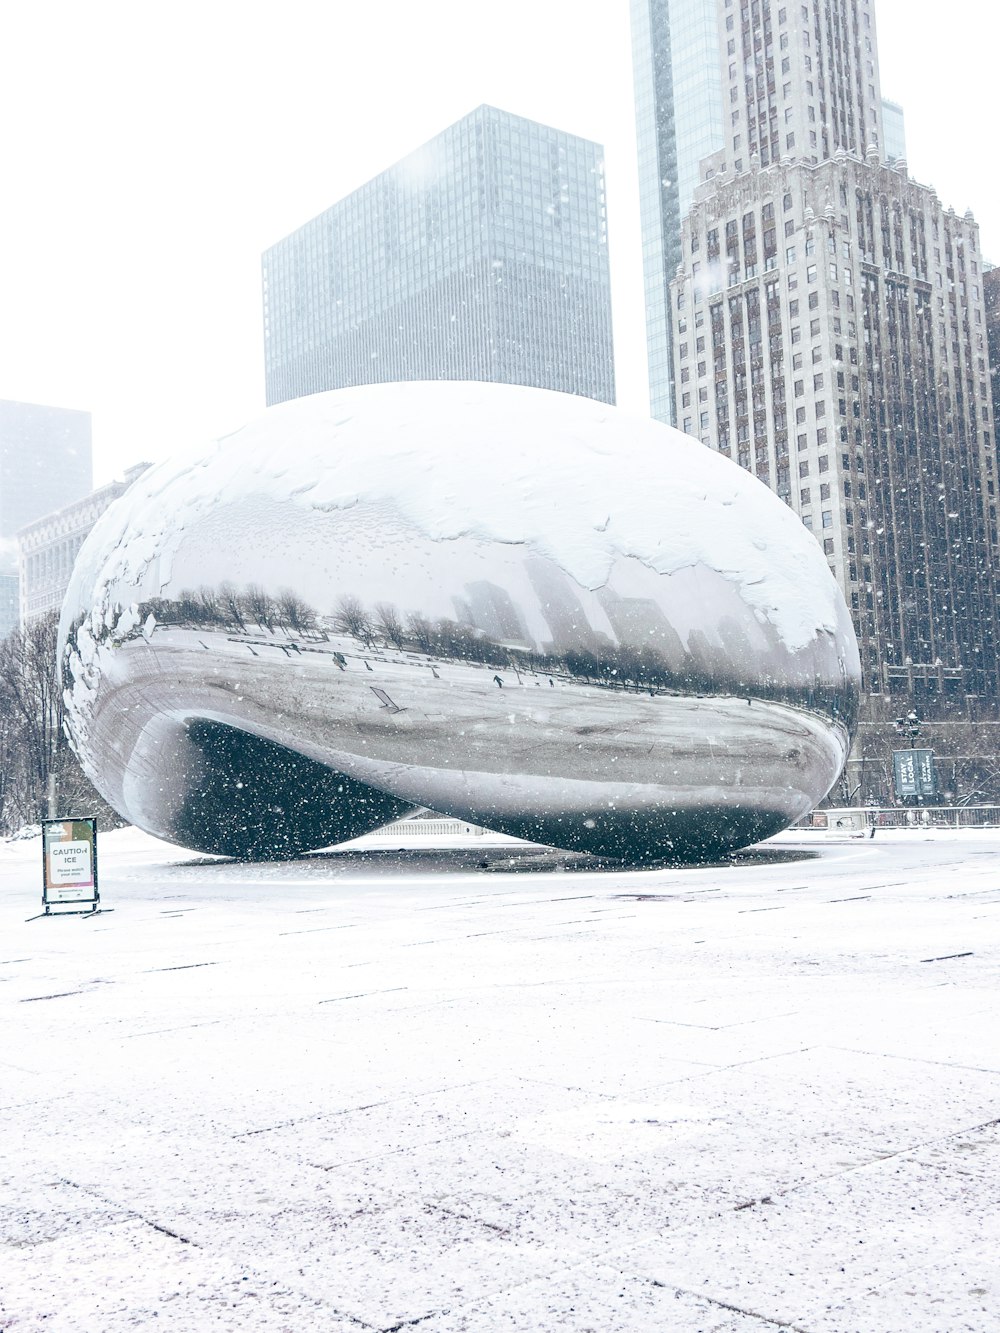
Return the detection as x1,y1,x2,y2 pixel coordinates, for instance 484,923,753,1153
493,674,504,688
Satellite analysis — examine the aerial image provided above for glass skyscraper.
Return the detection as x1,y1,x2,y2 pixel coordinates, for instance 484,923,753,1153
262,106,615,407
0,400,92,542
631,0,724,423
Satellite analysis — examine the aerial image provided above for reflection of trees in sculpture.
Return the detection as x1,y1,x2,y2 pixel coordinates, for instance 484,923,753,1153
243,583,277,634
131,584,321,639
79,576,855,727
275,589,317,636
219,583,247,633
374,603,406,650
332,595,376,648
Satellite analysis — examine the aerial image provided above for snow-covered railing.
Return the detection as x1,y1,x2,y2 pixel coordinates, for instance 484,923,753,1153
796,806,1000,831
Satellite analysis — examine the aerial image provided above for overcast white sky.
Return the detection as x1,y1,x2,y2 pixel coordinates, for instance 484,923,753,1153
0,0,995,484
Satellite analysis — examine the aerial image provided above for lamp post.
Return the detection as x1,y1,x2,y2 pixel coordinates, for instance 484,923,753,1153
894,710,921,748
894,711,924,806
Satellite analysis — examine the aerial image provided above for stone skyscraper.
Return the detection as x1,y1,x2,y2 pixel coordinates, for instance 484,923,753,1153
634,1,999,718
262,105,614,408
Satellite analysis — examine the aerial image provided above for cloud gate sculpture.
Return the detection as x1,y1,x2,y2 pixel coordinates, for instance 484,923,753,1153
60,380,860,862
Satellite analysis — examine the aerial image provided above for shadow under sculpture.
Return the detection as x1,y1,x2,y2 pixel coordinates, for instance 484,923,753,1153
59,380,860,862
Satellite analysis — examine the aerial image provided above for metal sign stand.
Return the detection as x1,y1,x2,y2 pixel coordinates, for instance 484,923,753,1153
26,817,111,921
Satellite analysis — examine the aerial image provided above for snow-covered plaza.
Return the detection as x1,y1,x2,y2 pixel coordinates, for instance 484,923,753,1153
2,824,998,1332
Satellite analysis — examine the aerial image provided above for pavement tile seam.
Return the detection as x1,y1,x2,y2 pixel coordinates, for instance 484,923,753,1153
824,1043,1000,1077
646,1279,810,1331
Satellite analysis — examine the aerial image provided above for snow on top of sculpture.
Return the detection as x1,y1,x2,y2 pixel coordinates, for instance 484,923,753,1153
63,380,851,658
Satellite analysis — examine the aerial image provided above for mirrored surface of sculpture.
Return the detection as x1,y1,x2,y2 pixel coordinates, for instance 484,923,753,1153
60,381,860,861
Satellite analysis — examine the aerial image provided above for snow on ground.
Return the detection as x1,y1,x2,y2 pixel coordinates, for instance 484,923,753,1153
2,825,999,1332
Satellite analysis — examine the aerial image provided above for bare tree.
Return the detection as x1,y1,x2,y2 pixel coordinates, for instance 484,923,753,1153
406,612,435,654
218,582,247,632
333,595,375,647
241,584,277,634
374,602,406,650
275,588,318,636
1,613,64,820
194,586,223,626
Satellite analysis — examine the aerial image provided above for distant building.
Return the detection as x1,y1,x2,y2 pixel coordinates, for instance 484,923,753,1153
0,400,92,541
0,573,18,642
881,98,907,164
630,0,724,423
984,266,1000,455
631,0,889,425
18,464,149,624
262,104,615,407
672,153,998,710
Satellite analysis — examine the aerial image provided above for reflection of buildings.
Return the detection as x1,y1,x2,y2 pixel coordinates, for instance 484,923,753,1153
635,1,1000,717
18,464,149,624
457,580,531,649
525,557,610,656
596,586,686,661
262,104,615,407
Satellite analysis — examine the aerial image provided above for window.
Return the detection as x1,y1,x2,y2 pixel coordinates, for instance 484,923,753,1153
821,511,833,528
806,264,817,283
799,460,810,477
800,487,811,504
786,245,796,263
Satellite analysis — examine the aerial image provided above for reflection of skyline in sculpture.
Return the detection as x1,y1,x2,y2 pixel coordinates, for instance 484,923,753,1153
525,557,612,657
455,581,532,651
59,380,861,864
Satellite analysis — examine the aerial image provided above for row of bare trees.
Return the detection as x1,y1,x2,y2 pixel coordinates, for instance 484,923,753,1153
0,611,113,835
138,584,320,637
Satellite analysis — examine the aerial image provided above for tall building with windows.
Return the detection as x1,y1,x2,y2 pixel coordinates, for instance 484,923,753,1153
631,0,724,423
0,400,92,541
632,0,892,423
636,1,1000,717
17,463,149,625
262,105,614,407
881,98,906,164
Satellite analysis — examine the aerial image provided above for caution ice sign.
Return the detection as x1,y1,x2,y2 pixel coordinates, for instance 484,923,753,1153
41,818,99,913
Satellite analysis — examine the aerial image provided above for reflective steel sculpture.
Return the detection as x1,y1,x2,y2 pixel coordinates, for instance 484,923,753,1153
60,381,860,862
